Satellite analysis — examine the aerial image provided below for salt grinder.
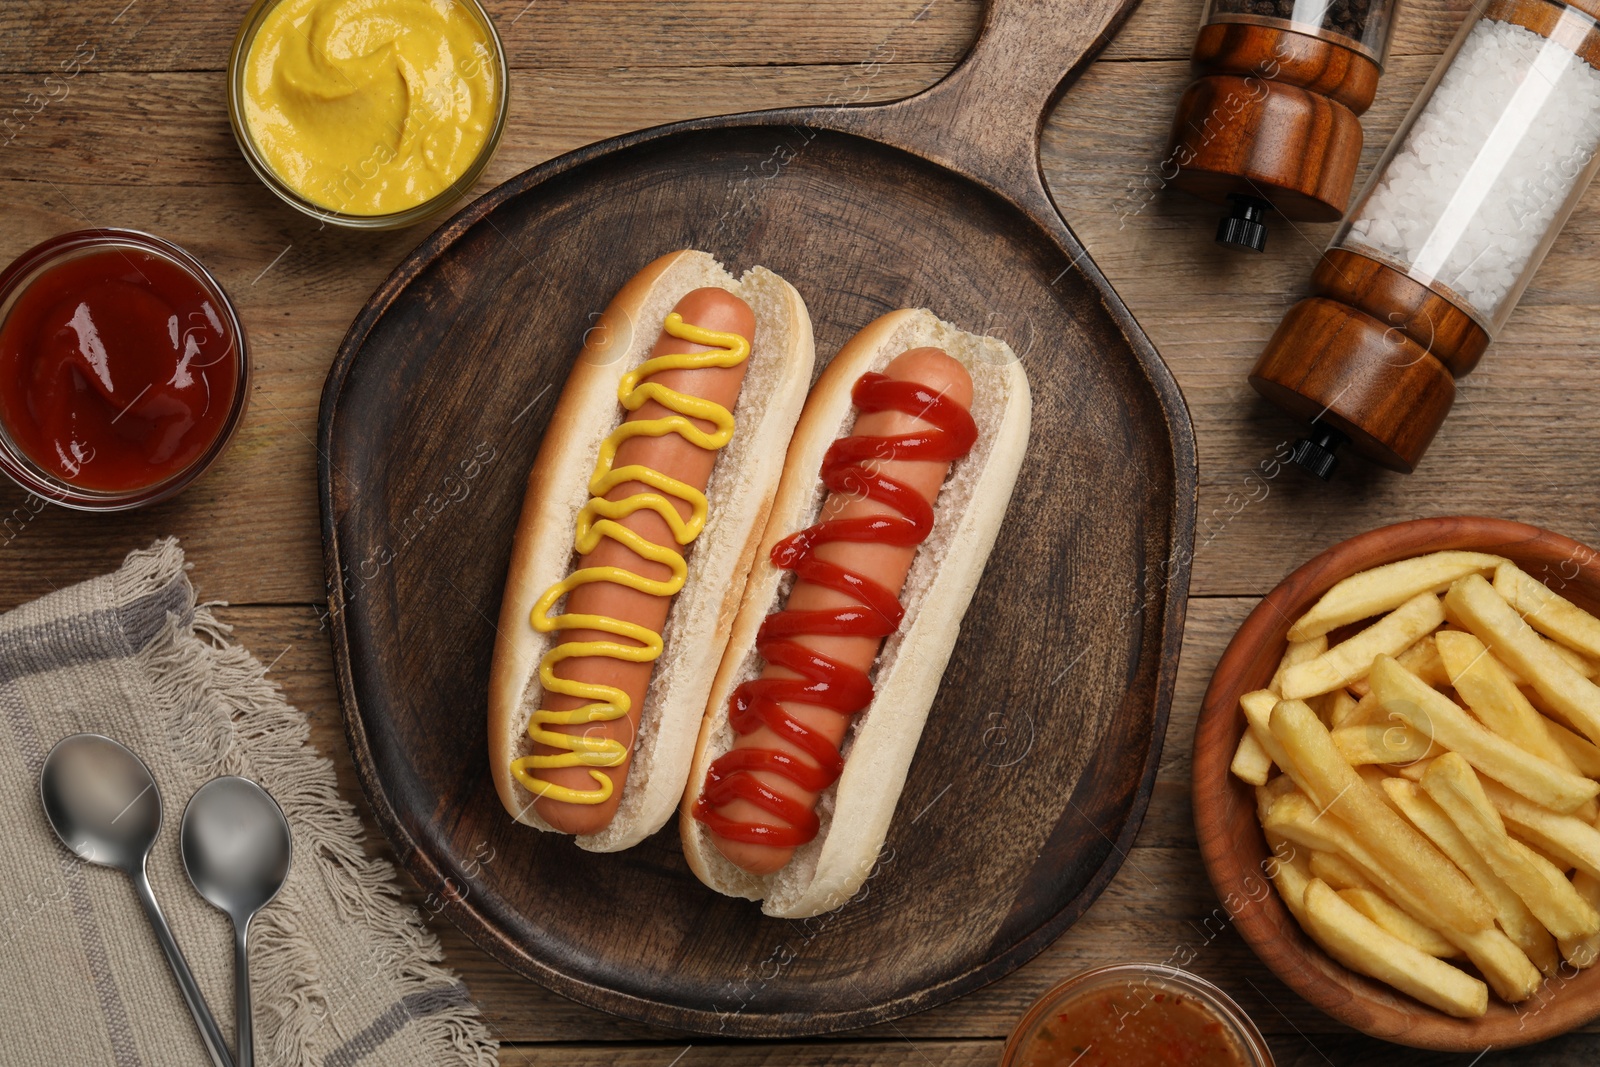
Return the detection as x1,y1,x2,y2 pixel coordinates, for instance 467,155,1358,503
1253,0,1600,476
1163,0,1400,250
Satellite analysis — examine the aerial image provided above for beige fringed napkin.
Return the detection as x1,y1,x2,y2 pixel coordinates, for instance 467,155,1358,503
0,539,497,1066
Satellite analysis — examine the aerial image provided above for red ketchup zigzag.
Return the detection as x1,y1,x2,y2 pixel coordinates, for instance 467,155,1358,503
695,370,978,848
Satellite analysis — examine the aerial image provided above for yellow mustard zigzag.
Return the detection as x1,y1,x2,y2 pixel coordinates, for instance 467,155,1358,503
511,312,751,805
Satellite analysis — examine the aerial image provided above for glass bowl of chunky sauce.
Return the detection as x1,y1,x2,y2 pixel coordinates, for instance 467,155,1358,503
0,230,248,509
1000,965,1274,1067
228,0,508,229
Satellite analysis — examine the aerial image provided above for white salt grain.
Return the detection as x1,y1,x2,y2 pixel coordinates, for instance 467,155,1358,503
1343,16,1600,324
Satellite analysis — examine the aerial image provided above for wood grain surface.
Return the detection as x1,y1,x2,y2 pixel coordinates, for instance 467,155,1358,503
3,0,1598,1062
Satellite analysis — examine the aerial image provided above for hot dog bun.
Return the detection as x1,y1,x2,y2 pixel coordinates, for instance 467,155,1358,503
489,250,815,852
680,309,1031,916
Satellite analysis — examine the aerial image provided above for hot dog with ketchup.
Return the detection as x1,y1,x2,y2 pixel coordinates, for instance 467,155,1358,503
681,309,1031,917
489,251,815,852
694,347,977,873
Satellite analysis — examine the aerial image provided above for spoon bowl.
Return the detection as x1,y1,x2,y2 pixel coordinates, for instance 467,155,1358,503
181,776,292,920
40,732,162,871
183,775,291,1067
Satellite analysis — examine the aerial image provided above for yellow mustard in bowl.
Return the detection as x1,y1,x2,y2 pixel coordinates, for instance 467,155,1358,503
241,0,500,217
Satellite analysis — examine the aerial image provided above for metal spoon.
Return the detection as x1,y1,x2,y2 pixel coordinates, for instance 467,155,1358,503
181,776,291,1067
40,734,236,1067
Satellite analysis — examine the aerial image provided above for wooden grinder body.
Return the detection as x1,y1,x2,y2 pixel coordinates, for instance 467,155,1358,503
1165,16,1386,222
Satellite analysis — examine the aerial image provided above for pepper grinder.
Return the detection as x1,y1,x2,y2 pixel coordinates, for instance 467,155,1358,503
1163,0,1401,250
1252,0,1600,475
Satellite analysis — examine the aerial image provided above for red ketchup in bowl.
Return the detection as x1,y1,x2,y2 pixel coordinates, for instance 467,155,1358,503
0,232,245,504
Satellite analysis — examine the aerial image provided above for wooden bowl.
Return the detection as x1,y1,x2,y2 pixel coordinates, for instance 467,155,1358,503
1195,516,1600,1049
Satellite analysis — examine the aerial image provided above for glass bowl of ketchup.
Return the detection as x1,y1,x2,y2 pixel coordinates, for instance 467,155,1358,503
0,230,248,510
1000,964,1275,1067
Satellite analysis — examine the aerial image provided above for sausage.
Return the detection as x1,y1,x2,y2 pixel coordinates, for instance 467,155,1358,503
531,287,756,834
704,347,974,874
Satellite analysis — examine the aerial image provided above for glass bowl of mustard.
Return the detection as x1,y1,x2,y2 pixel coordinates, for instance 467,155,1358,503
999,964,1275,1067
226,0,508,230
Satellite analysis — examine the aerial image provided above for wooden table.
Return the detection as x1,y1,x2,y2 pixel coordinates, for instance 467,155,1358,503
4,0,1598,1063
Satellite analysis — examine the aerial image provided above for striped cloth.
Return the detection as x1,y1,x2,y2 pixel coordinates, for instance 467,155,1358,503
0,540,497,1066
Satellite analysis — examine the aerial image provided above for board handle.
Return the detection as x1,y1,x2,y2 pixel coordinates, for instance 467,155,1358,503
830,0,1141,216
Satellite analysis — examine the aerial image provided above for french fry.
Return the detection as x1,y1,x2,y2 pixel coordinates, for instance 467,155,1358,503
1484,779,1600,882
1355,762,1394,795
1401,634,1452,688
1231,729,1275,787
1344,691,1384,730
1287,551,1507,642
1513,836,1585,891
1436,629,1572,770
1259,797,1381,882
1339,887,1459,958
1371,655,1600,812
1269,699,1492,932
1301,880,1489,1017
1522,715,1600,826
1383,777,1560,975
1449,614,1557,673
1264,829,1303,890
1519,836,1572,873
1495,562,1600,662
1446,574,1600,745
1255,775,1300,825
1263,793,1541,1000
1310,850,1377,892
1327,689,1362,729
1389,634,1447,690
1480,638,1590,683
1547,717,1600,778
1240,690,1304,794
1333,723,1433,766
1562,873,1600,969
1547,639,1600,680
1421,754,1600,942
1349,634,1451,697
1271,635,1329,694
1496,656,1530,688
1394,758,1435,782
1281,594,1446,700
1447,924,1545,1003
1516,838,1568,870
1268,846,1315,925
1235,643,1324,793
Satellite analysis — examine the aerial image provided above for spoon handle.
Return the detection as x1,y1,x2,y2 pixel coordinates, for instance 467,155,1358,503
132,866,236,1067
233,921,254,1067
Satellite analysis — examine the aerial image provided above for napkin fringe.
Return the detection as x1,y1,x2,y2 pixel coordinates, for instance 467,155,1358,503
124,540,497,1067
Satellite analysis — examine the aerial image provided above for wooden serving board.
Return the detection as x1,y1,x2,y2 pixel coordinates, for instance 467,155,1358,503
319,0,1196,1037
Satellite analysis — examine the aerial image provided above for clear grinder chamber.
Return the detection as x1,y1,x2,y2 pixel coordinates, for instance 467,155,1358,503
1251,0,1600,475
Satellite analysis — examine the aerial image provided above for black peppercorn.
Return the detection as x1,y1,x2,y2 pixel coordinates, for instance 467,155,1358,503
1209,0,1380,47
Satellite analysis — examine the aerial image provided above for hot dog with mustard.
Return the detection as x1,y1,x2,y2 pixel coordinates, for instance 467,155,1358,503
488,250,815,852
